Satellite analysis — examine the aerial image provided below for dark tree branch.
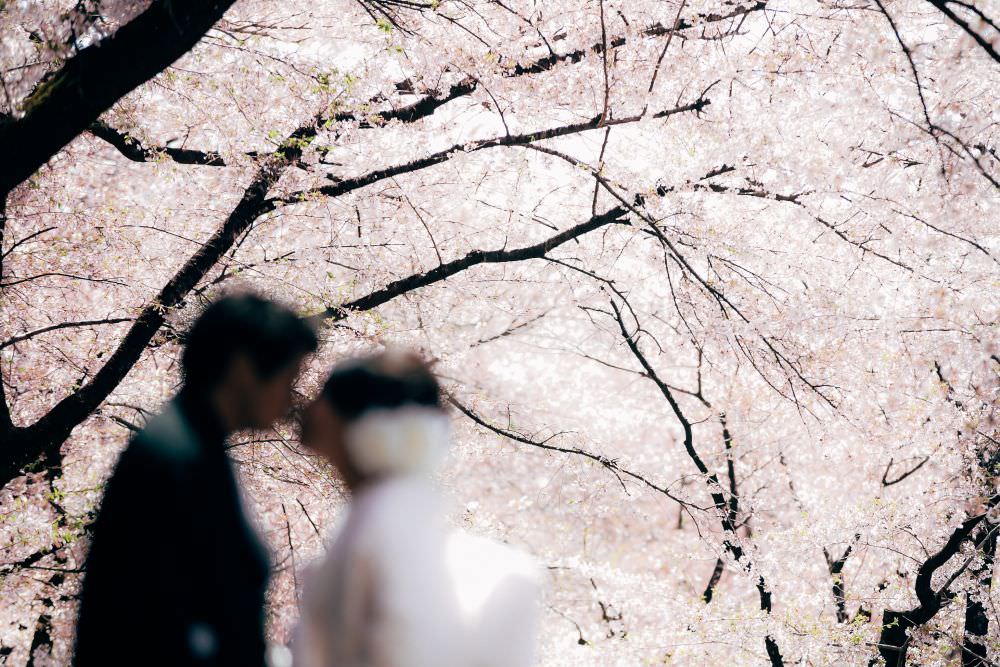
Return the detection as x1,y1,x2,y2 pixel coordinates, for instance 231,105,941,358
0,318,132,350
273,97,711,207
824,535,860,623
609,298,784,666
0,0,237,197
88,120,226,166
703,557,725,602
0,197,11,433
0,545,61,576
882,455,931,486
925,0,1000,64
448,393,702,510
875,497,1000,666
88,77,478,166
645,0,687,110
470,312,546,348
527,146,838,412
873,0,934,131
320,205,633,322
703,411,740,603
962,519,998,666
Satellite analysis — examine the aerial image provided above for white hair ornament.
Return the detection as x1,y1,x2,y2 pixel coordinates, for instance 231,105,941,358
344,406,451,476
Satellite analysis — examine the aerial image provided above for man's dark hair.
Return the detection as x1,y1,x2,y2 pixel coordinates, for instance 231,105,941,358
321,351,441,421
182,293,318,390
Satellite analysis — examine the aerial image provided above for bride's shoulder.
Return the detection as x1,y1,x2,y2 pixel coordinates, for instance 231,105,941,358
447,531,541,585
345,476,445,546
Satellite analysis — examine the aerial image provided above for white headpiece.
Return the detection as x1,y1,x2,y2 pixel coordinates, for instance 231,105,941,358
343,406,451,476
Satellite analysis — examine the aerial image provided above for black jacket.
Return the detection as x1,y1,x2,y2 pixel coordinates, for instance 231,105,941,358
74,391,270,667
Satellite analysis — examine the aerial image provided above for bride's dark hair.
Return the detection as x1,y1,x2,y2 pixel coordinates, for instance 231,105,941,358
321,350,441,421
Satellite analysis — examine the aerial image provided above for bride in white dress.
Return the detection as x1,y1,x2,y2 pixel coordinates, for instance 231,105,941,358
295,351,540,667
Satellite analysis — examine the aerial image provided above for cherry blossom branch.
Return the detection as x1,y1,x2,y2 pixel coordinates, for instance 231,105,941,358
682,176,923,276
610,298,737,535
925,0,1000,64
0,0,237,196
4,85,661,488
881,455,931,487
874,0,1000,191
507,0,766,78
887,207,1000,267
193,251,298,297
643,1,767,40
608,297,785,666
470,313,546,348
875,498,1000,666
515,142,841,412
447,393,704,512
0,272,129,289
0,318,132,350
355,0,438,32
88,120,227,166
88,0,755,167
317,205,633,322
270,96,711,208
597,0,612,126
0,226,56,260
645,0,687,110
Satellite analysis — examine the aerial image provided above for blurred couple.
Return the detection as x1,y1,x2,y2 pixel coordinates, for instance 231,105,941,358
74,293,540,667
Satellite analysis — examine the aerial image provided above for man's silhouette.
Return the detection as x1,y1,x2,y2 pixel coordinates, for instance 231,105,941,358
74,293,317,666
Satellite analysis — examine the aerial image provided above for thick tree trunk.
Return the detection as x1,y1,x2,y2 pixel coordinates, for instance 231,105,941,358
0,196,11,434
878,608,933,667
0,0,236,197
825,538,858,624
962,523,997,667
874,505,995,666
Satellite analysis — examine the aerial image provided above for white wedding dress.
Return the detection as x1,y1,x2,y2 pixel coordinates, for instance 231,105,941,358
294,475,540,667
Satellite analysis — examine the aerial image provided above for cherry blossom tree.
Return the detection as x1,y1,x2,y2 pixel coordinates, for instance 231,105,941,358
1,0,998,665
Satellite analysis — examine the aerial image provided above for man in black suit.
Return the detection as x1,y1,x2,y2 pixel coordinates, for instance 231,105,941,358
74,293,318,666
